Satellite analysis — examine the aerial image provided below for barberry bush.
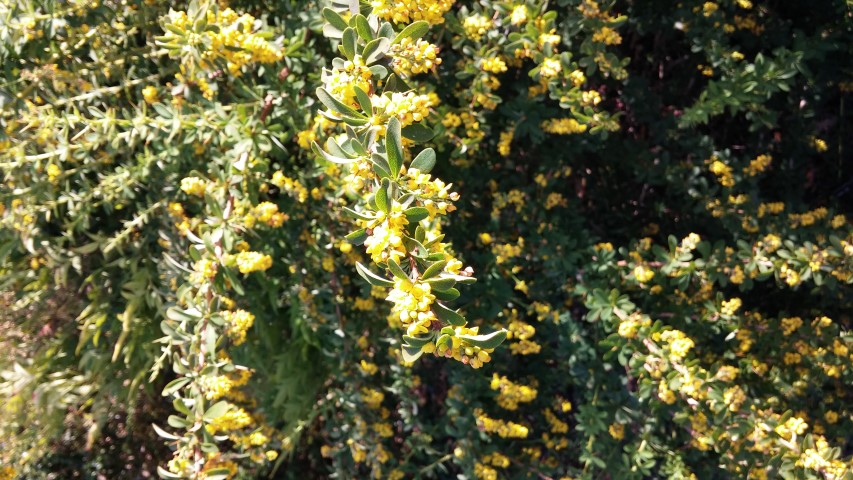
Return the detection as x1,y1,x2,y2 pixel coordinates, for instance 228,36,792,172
1,0,851,479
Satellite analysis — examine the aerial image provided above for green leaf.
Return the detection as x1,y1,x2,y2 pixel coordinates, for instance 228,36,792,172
341,114,370,126
402,123,436,143
375,178,391,214
410,148,436,173
420,259,446,280
165,307,202,322
203,401,230,421
385,117,404,178
167,415,188,428
353,14,373,41
356,262,395,287
343,207,376,221
370,153,392,179
387,258,409,281
322,8,349,31
354,85,372,113
341,28,357,60
402,332,435,348
363,37,391,64
200,443,219,454
201,469,232,480
401,344,424,362
433,302,465,326
316,87,363,118
458,329,508,350
158,466,183,478
345,228,368,246
425,277,456,290
393,21,430,45
312,141,356,164
161,377,190,396
404,206,429,223
152,423,180,440
433,288,460,301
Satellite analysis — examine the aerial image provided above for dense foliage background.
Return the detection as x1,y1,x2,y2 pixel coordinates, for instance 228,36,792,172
1,0,852,479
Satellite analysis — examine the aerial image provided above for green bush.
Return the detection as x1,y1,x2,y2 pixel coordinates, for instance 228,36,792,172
1,0,851,479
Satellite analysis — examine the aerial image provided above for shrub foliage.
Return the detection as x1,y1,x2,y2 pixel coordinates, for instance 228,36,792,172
1,0,852,479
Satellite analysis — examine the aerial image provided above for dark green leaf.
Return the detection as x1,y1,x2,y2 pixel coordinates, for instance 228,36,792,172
385,117,403,178
433,302,465,326
458,329,508,350
410,148,436,173
356,262,395,287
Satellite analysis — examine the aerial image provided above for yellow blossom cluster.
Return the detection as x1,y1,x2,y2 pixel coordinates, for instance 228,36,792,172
660,329,695,362
617,312,651,338
510,5,528,25
323,55,373,108
780,316,802,336
271,172,308,202
142,85,158,104
539,57,562,78
370,0,453,25
180,176,208,197
373,91,435,127
224,309,256,345
633,265,655,283
490,374,538,410
541,118,588,134
252,201,287,228
206,405,254,434
360,205,409,264
492,238,525,264
361,387,385,409
498,129,513,156
709,158,735,187
234,251,272,274
198,368,252,400
164,7,281,95
390,38,441,77
194,258,218,281
507,317,541,355
463,14,493,41
386,277,435,336
721,297,742,316
543,408,569,434
474,409,530,438
481,56,508,74
592,26,622,45
609,422,625,439
744,154,772,176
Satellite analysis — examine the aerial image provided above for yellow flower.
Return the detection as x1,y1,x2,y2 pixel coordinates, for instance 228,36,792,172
542,118,587,135
510,5,528,25
539,57,562,78
498,129,513,156
633,265,655,283
743,154,772,176
608,423,625,440
180,176,208,196
482,56,508,74
721,297,742,316
592,26,622,45
234,251,272,274
224,309,255,345
142,85,158,104
46,163,62,184
463,14,492,41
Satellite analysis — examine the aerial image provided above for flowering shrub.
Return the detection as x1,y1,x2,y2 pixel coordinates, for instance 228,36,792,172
1,0,851,479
